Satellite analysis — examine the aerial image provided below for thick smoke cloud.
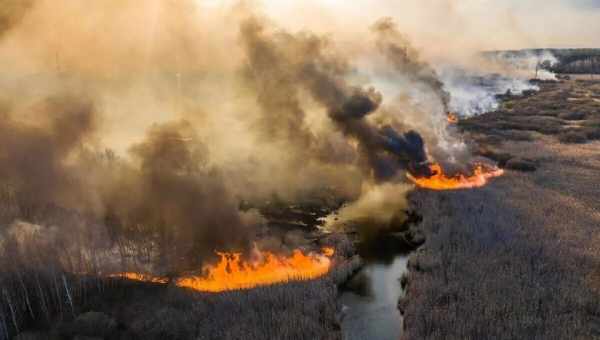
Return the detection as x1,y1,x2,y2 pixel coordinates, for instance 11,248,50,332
0,97,258,273
240,17,429,180
106,121,259,272
0,1,488,276
240,20,313,151
0,95,98,213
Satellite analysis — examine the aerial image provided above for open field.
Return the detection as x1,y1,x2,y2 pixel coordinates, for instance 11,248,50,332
402,79,600,339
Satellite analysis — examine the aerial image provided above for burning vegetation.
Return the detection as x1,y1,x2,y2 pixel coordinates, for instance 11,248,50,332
0,1,515,339
177,247,335,292
113,247,335,293
407,163,505,190
447,112,459,124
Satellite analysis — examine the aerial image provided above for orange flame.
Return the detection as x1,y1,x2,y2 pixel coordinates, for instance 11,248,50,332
322,247,335,257
447,112,459,124
407,163,504,190
178,247,335,292
111,247,335,293
110,272,169,284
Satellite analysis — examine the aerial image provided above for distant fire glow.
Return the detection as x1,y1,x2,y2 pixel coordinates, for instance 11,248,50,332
407,163,504,190
113,247,335,293
447,112,459,124
112,272,168,284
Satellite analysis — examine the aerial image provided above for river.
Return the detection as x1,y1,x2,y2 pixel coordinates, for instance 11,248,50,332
340,251,408,340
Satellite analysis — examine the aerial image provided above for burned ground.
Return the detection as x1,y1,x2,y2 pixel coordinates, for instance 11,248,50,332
402,79,600,339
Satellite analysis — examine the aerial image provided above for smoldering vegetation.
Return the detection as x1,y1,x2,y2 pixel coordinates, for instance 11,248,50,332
460,80,600,153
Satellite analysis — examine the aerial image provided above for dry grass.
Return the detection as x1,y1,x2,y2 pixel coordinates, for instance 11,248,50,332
0,192,358,340
403,80,600,339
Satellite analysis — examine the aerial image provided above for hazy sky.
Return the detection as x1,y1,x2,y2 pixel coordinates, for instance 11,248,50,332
221,0,600,51
1,0,598,151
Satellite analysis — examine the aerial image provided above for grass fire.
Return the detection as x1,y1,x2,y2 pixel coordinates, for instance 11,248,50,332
114,247,335,293
1,1,599,340
407,163,505,190
177,247,335,292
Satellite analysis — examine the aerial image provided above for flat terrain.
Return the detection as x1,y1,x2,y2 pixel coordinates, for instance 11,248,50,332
403,79,600,339
4,79,600,340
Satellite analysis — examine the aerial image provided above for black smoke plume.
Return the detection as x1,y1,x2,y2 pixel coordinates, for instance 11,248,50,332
105,120,257,273
0,95,98,216
240,17,430,181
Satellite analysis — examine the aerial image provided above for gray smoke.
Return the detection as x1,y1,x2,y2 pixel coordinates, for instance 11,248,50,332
106,120,259,273
0,96,259,274
0,95,98,214
372,17,451,113
240,17,430,180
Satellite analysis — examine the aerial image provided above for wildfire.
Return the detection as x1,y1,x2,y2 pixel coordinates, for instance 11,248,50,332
111,272,169,284
407,163,504,190
111,247,335,293
447,112,459,124
178,247,335,292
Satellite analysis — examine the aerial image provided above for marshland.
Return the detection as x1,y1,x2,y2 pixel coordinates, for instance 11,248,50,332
1,1,600,340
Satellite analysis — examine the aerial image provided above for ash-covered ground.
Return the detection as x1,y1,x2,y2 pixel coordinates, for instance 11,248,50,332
402,79,600,339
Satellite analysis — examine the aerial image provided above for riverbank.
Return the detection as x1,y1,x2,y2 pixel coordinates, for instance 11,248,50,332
401,79,600,339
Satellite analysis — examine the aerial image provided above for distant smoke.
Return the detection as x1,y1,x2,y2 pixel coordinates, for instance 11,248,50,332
488,50,559,81
438,49,556,118
440,68,539,117
372,17,450,113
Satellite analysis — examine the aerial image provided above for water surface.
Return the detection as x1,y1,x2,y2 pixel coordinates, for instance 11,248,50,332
340,254,408,340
